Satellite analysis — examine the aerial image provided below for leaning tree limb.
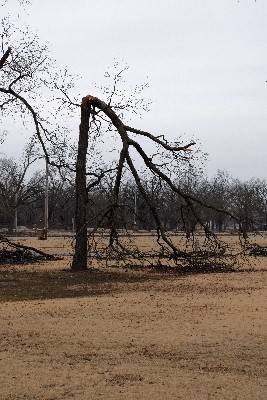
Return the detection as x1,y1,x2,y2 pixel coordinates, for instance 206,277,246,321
72,95,241,270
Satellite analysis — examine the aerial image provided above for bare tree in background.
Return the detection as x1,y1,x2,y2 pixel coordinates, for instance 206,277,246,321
0,7,74,167
0,143,42,233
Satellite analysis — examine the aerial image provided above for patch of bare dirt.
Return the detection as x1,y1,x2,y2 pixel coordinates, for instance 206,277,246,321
0,235,267,399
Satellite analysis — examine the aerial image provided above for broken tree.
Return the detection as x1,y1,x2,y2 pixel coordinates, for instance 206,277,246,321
71,95,241,271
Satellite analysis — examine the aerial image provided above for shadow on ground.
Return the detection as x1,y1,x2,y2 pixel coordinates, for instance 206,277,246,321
0,267,159,302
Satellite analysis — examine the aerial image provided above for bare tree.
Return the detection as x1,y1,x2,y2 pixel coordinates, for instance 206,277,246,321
72,94,238,271
0,9,74,167
0,142,42,232
0,3,78,242
229,178,267,237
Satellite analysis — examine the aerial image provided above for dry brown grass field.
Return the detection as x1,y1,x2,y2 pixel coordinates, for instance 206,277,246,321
0,233,267,399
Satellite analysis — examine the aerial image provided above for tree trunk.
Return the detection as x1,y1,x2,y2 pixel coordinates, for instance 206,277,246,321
71,105,90,271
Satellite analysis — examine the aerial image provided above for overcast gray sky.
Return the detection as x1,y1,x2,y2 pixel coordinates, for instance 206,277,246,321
2,0,267,180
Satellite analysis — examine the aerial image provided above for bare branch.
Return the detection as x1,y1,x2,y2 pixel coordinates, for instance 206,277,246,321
0,46,11,69
0,86,49,161
125,125,196,152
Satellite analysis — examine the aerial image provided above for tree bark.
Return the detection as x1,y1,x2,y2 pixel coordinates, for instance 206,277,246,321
71,105,90,271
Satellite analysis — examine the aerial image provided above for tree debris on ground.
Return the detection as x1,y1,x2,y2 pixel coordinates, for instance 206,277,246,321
249,243,267,257
0,235,60,264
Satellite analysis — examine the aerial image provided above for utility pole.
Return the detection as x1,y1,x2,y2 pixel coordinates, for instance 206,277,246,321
14,192,18,235
44,158,49,240
133,186,137,230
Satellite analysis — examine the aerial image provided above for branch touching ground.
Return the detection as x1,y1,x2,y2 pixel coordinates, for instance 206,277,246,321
72,94,247,272
0,235,61,264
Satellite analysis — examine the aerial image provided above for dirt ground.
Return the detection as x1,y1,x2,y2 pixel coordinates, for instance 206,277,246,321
0,235,267,399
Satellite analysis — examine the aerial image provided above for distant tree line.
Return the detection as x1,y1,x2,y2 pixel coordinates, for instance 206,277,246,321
0,155,266,235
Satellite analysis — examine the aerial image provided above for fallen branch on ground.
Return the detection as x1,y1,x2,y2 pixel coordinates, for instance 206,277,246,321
0,235,61,264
